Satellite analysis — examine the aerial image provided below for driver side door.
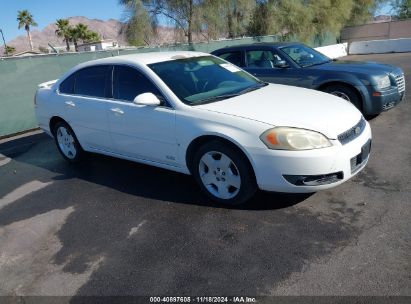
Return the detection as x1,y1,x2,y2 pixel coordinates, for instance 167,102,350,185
107,65,178,165
245,49,302,86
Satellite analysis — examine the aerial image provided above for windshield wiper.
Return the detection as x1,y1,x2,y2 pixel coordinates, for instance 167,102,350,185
194,82,268,105
237,82,268,94
194,93,242,105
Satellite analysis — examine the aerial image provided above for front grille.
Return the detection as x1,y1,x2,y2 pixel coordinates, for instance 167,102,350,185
394,73,405,93
338,117,366,145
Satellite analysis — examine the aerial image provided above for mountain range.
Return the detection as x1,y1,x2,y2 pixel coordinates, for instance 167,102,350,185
1,16,184,55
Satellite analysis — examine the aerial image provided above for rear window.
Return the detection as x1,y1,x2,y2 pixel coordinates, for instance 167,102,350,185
218,51,243,67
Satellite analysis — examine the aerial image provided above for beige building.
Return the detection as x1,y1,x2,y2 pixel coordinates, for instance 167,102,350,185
77,39,119,52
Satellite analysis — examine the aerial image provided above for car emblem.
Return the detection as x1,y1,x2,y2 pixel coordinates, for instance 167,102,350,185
354,127,361,134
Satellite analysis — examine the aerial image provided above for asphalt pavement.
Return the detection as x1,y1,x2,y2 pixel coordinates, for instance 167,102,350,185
0,53,410,298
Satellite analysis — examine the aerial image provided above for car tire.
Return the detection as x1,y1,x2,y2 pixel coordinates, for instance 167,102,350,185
323,85,362,111
192,140,257,206
52,121,85,163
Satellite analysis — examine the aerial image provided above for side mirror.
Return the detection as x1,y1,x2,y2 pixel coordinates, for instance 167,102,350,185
273,60,289,68
133,92,161,106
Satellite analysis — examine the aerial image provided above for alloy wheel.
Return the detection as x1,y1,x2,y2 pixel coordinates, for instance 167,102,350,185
56,126,77,159
198,151,241,199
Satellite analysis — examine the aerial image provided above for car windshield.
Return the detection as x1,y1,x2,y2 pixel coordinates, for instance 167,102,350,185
148,56,265,105
280,45,331,68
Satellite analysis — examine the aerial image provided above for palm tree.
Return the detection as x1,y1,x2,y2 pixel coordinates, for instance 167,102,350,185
84,31,101,43
69,23,90,51
75,23,90,41
68,27,80,52
55,19,71,51
17,10,38,51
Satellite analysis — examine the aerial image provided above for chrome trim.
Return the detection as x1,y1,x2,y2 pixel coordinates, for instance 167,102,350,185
338,117,366,145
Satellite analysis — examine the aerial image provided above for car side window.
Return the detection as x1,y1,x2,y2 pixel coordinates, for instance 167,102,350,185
113,65,162,102
59,74,75,94
219,51,244,67
73,65,110,98
246,50,286,69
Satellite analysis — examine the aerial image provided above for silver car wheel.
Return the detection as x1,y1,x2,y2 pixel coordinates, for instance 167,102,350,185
56,126,77,159
330,91,351,101
198,151,241,200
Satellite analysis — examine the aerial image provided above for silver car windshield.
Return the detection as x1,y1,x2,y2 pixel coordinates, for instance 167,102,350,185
148,56,266,105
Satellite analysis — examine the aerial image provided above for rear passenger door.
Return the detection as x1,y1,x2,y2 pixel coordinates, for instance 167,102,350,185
217,51,245,68
58,65,112,151
106,65,177,165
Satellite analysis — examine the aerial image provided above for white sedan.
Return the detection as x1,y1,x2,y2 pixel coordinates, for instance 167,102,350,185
35,51,371,205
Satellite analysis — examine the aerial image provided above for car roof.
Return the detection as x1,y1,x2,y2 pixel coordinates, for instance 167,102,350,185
76,51,211,69
211,42,302,53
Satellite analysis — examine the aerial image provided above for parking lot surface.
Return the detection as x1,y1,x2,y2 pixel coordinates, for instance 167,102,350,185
0,53,410,297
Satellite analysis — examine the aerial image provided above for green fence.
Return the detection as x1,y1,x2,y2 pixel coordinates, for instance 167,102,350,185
0,34,336,137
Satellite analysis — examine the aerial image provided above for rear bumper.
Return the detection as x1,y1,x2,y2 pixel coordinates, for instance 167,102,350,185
248,122,372,193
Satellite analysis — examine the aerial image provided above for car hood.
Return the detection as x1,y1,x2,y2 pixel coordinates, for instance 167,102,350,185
308,60,399,75
196,84,362,139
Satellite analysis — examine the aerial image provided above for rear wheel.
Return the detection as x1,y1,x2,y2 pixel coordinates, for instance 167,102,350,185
323,84,362,111
192,140,257,206
52,121,85,163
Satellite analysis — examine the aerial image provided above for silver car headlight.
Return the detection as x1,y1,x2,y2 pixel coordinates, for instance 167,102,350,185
376,75,390,89
260,127,332,150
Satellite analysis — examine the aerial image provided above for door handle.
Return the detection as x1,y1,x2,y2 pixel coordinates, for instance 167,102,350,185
65,101,76,107
110,108,124,115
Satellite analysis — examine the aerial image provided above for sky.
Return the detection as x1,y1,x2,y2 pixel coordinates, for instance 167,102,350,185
0,0,124,43
0,0,394,43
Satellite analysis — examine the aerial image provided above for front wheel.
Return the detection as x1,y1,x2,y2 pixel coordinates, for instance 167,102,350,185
323,85,362,111
192,140,257,206
53,121,85,163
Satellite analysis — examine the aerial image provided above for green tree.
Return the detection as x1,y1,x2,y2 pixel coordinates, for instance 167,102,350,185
346,0,379,25
119,0,156,46
17,10,38,51
248,2,271,36
55,19,72,51
392,0,411,18
84,30,101,43
248,0,380,42
198,0,255,39
5,45,16,56
120,0,205,44
74,23,90,41
223,0,256,38
68,27,80,51
67,23,100,51
148,0,198,44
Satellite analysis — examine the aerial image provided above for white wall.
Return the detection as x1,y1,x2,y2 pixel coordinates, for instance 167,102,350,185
314,43,348,59
349,38,411,54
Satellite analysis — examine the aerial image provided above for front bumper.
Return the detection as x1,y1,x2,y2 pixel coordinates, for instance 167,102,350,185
359,71,406,115
248,121,372,193
370,87,405,113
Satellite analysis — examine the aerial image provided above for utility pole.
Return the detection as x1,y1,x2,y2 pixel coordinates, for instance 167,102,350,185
0,29,8,56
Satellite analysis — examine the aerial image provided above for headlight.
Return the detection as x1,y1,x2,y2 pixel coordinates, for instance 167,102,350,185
260,127,332,150
376,75,390,89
